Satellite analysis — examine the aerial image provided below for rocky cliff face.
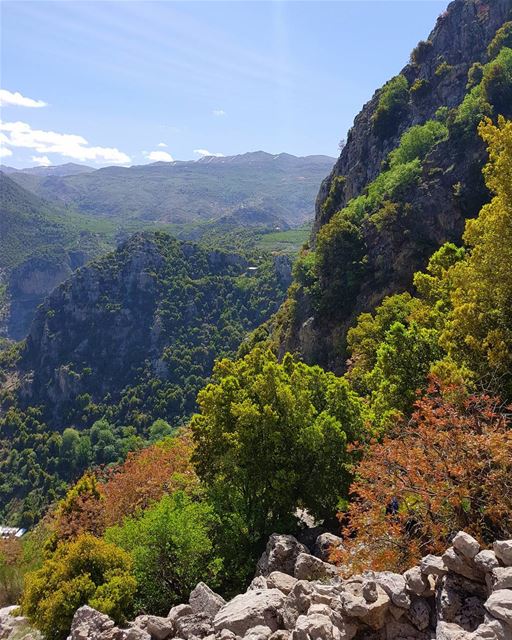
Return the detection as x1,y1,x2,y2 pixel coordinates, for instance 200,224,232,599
65,531,512,640
314,0,511,235
7,252,89,340
280,0,512,370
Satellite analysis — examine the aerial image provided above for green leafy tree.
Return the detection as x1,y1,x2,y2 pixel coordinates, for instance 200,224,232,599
442,117,512,397
191,348,365,560
105,491,220,615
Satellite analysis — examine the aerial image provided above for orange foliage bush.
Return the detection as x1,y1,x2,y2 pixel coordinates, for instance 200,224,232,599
332,380,512,573
53,472,106,542
102,431,196,527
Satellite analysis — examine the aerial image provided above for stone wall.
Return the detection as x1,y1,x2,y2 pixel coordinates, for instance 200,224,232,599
66,531,512,640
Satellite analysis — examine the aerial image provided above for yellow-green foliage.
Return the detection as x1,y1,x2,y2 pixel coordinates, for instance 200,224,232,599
487,21,512,60
442,117,512,391
435,61,453,77
22,534,135,640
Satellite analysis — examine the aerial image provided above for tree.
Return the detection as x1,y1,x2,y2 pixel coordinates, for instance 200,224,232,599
101,432,196,527
191,348,365,549
22,534,136,640
105,492,220,615
442,117,512,398
332,380,512,574
52,472,106,543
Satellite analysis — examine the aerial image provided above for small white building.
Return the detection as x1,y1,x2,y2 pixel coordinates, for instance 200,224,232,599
0,526,26,539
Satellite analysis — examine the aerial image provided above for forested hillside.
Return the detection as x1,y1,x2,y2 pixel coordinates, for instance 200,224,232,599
0,233,291,525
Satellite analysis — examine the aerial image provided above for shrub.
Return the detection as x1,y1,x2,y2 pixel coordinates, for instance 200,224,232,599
452,85,492,138
22,534,135,640
410,78,429,101
467,62,484,88
482,47,512,116
101,433,196,527
435,61,453,77
487,21,512,59
371,75,410,139
388,120,448,168
105,492,220,616
410,40,433,65
332,381,512,573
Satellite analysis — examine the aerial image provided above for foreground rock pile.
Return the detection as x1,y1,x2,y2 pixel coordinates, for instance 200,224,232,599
67,531,512,640
0,605,42,639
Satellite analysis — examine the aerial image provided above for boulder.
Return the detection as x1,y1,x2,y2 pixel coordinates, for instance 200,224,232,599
244,625,273,640
484,591,512,627
125,631,151,640
453,533,481,560
68,606,116,639
493,542,512,567
471,614,512,640
436,621,471,640
281,580,315,630
474,551,500,574
293,553,338,581
385,619,429,640
408,598,431,631
443,548,483,582
313,533,344,563
488,568,512,591
256,535,308,577
174,612,214,639
267,572,298,595
168,605,194,622
421,555,448,577
340,582,391,629
372,571,411,609
145,617,174,640
269,632,290,640
291,613,342,640
404,566,432,596
189,582,226,618
213,589,285,636
248,576,269,591
437,574,487,630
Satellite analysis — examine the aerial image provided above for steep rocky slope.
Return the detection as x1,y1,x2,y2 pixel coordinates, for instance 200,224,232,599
278,0,512,370
0,172,116,339
16,232,291,428
63,531,512,640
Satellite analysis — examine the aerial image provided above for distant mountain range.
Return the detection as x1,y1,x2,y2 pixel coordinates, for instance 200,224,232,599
0,151,332,339
2,152,335,226
1,162,95,177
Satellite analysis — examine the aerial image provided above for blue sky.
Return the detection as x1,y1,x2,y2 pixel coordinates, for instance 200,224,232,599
1,1,446,168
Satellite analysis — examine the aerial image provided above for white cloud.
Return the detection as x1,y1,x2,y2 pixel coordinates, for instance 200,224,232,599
194,148,224,158
0,120,131,164
212,109,225,117
157,142,168,148
31,155,52,166
0,89,47,108
0,147,13,158
146,150,174,162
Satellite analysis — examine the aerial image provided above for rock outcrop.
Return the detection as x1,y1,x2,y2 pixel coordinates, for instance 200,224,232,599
67,532,512,640
279,0,512,371
0,605,42,640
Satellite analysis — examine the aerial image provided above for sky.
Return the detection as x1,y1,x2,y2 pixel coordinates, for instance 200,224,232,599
1,0,446,168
